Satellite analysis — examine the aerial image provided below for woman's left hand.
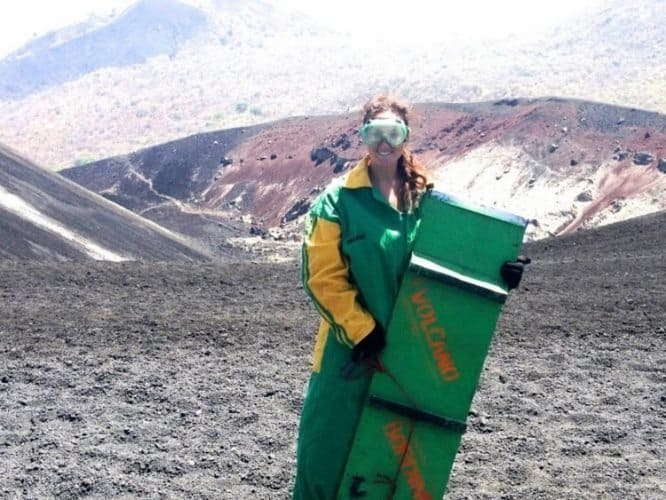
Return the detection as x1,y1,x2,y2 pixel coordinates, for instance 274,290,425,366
500,255,531,290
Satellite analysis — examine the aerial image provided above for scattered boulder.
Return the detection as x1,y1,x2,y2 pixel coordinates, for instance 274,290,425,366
310,147,334,166
333,157,349,173
310,146,352,173
282,197,311,223
493,98,519,106
249,225,267,237
270,153,277,160
219,156,233,167
576,190,593,202
267,227,287,241
610,200,623,213
633,152,653,165
658,158,666,174
570,159,579,166
617,117,625,125
332,134,351,150
549,143,559,153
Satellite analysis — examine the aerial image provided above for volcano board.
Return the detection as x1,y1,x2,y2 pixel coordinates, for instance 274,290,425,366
338,190,527,499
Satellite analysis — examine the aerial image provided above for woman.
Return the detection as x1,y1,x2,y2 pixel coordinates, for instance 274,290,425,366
293,95,526,499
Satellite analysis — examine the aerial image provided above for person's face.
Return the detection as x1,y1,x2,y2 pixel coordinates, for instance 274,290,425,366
365,111,407,169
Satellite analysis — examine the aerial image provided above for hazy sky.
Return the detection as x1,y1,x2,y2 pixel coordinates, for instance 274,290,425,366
0,0,134,56
0,0,604,57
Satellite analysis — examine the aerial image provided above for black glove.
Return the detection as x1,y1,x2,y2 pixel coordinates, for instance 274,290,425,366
500,255,531,290
351,324,386,362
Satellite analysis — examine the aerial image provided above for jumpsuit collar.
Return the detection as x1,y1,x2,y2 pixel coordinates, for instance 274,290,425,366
342,157,373,190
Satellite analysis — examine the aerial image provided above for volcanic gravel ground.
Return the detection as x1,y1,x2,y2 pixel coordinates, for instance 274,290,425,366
1,218,665,498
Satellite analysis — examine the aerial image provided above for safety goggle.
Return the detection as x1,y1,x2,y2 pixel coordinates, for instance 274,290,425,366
359,118,410,147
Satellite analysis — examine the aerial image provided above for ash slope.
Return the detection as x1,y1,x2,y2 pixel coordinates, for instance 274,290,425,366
0,211,663,498
62,98,666,241
0,144,208,261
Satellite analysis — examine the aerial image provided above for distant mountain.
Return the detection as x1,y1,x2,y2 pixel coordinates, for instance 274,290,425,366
0,0,662,169
0,0,207,100
0,143,209,261
61,98,666,242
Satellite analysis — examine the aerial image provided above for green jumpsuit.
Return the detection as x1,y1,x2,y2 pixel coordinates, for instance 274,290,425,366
294,158,427,499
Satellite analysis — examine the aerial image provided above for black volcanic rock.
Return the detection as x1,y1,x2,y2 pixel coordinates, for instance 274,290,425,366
632,152,653,165
0,0,208,99
310,147,334,166
332,134,352,150
576,190,593,202
494,98,520,106
282,198,311,223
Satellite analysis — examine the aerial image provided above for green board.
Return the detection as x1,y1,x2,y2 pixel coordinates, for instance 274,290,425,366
338,191,527,499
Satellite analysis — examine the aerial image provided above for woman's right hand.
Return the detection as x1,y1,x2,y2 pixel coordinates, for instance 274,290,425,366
351,324,386,362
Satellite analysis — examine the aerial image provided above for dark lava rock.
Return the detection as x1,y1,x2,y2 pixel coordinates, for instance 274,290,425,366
270,154,277,160
494,98,520,106
332,134,352,150
610,200,623,213
249,225,267,237
310,147,352,173
658,158,666,174
310,147,334,166
633,152,654,166
220,156,233,167
570,159,579,166
282,198,311,223
332,157,349,174
576,191,593,202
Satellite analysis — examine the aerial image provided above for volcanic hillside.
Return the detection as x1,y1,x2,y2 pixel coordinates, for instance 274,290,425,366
0,0,662,169
0,205,663,498
62,98,666,242
0,144,208,261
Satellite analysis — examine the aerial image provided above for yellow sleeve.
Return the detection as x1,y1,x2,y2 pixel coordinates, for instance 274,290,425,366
302,216,375,347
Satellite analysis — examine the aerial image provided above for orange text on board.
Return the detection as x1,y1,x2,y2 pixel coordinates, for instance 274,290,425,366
410,289,460,382
383,421,433,500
